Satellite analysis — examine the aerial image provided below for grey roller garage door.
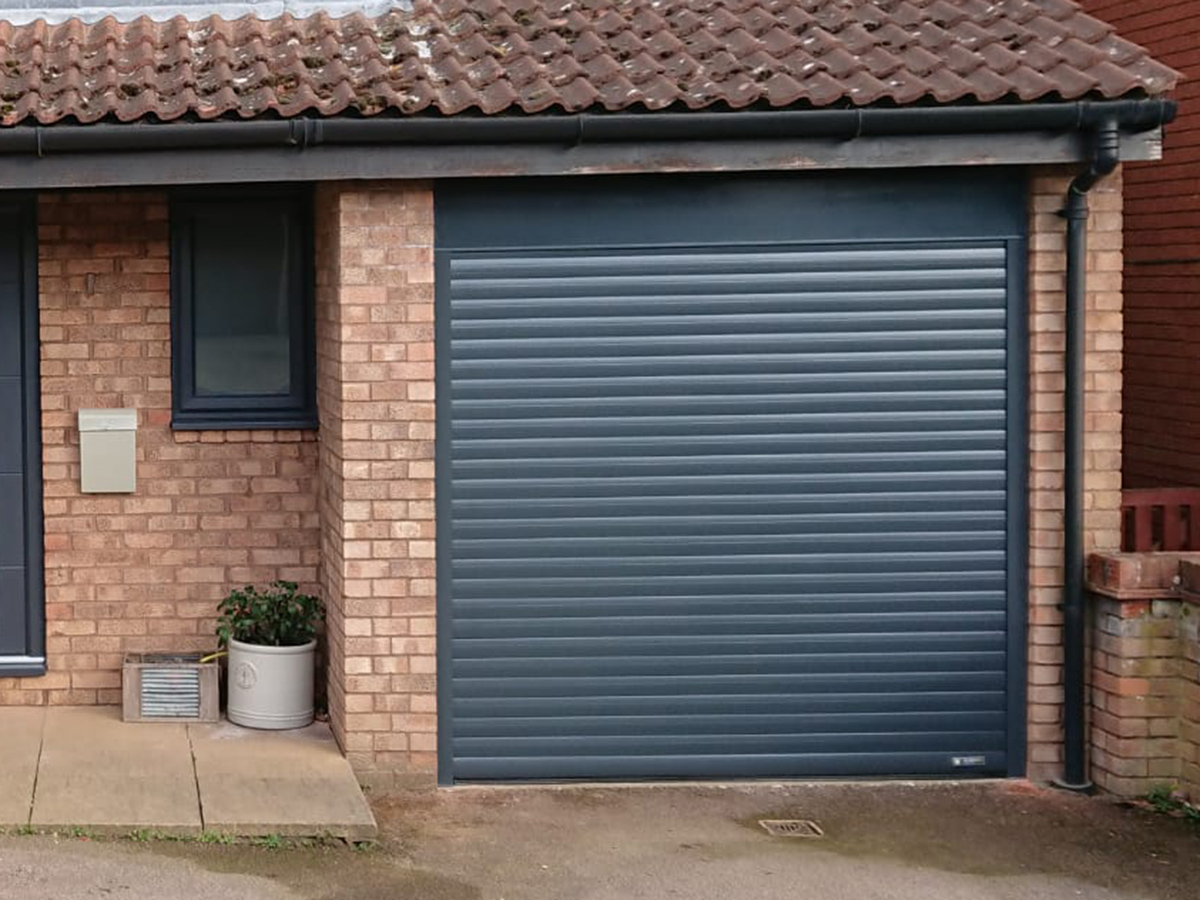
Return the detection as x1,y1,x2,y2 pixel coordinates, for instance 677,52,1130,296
0,202,44,674
436,173,1028,782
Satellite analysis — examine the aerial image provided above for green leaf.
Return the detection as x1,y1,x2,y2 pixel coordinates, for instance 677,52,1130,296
215,580,323,647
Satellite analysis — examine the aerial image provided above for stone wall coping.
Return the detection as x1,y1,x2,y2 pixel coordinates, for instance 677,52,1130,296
1087,551,1200,606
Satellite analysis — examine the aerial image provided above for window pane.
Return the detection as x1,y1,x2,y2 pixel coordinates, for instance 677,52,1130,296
191,210,293,397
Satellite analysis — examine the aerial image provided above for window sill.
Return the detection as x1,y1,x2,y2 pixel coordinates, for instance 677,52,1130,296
171,413,319,432
0,656,47,677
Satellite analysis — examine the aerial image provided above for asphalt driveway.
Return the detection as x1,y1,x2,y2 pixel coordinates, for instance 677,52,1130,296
1,781,1197,899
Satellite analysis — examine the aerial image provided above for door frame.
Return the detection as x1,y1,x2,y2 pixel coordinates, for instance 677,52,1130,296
1004,236,1030,778
0,198,44,676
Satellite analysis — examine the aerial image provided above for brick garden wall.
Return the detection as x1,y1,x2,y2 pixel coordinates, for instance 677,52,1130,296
1088,553,1200,798
1025,169,1125,782
0,192,320,707
314,182,437,788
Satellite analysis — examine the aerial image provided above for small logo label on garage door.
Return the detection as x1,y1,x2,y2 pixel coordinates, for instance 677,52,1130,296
951,756,989,768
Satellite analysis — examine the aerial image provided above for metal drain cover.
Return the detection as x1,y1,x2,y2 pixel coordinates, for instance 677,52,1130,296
759,819,824,838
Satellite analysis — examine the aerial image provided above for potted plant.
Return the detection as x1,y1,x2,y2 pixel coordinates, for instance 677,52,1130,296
216,581,323,730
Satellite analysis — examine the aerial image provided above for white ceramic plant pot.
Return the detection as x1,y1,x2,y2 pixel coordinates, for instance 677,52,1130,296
226,638,316,730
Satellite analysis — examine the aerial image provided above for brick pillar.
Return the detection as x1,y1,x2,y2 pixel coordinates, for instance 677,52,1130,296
1091,595,1181,794
1181,594,1200,795
1176,560,1200,797
1026,168,1125,781
314,182,437,789
1086,552,1200,797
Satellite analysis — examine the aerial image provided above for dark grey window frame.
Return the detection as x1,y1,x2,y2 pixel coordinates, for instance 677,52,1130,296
0,197,45,676
170,188,317,431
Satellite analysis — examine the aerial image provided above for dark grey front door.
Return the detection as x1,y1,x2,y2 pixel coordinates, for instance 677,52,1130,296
436,172,1029,783
0,202,43,674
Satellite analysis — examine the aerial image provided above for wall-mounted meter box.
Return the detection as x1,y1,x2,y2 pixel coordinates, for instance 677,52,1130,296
78,409,137,494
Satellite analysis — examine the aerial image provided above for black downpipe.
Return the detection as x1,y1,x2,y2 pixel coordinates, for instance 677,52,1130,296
1055,120,1122,793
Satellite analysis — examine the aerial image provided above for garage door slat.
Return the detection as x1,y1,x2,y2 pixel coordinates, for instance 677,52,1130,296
453,413,1007,442
454,611,1007,638
452,332,1005,361
453,573,1009,600
452,349,1006,378
450,752,1007,781
453,650,1007,678
451,246,1005,277
454,389,1005,413
450,267,1004,298
453,291,1009,320
456,456,1007,481
454,711,1008,739
453,592,1006,617
453,440,1004,458
456,672,1009,701
453,511,1003,538
456,371,1007,398
453,532,1005,557
452,311,1006,340
452,732,1007,757
455,691,1007,717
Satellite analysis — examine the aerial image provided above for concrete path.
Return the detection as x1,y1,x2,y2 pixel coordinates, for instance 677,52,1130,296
0,708,375,840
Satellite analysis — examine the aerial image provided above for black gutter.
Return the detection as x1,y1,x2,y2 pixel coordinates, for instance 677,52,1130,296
0,98,1175,156
1055,120,1124,794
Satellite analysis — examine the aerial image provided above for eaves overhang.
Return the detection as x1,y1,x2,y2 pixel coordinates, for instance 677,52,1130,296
0,97,1177,189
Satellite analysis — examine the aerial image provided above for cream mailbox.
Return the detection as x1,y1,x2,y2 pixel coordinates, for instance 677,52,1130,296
78,409,137,494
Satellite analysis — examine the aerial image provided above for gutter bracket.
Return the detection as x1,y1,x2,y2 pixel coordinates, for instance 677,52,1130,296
287,118,324,150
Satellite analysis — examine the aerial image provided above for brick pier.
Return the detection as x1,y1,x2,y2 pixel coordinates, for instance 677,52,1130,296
1088,552,1200,797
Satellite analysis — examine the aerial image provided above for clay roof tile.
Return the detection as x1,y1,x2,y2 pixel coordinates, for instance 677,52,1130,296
0,1,1177,126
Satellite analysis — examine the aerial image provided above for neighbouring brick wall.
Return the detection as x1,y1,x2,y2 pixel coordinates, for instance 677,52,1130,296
1081,1,1200,488
314,182,437,788
1087,553,1200,799
0,192,320,707
1026,169,1125,782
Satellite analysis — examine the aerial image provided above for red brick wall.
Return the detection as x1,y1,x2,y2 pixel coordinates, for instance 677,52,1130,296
1082,1,1200,487
0,192,320,707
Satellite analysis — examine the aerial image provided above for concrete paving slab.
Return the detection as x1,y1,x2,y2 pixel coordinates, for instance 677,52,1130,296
189,720,376,840
31,707,201,835
0,707,44,826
